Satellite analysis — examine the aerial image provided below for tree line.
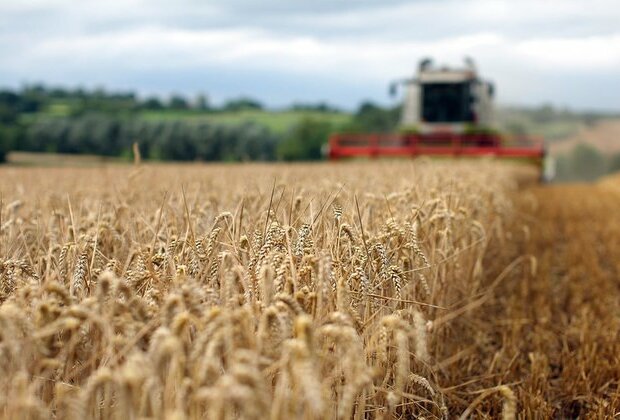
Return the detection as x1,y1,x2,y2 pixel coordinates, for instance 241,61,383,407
21,116,279,161
0,85,267,117
0,85,400,163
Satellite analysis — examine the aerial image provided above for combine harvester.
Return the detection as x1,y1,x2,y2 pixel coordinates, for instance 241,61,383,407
328,58,552,179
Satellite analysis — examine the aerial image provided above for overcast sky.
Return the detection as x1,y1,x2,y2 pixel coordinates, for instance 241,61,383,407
1,0,619,110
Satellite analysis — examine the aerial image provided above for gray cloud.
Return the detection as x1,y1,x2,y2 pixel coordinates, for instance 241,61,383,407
1,0,618,110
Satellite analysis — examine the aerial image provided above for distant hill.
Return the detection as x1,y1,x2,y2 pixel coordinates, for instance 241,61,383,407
549,118,620,155
494,105,619,142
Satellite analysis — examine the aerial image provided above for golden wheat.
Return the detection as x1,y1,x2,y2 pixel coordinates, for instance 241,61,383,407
0,161,617,419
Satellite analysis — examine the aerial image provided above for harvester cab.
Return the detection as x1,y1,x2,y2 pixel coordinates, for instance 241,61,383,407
397,57,494,135
328,58,551,179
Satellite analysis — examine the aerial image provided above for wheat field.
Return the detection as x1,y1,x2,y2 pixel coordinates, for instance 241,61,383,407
0,161,617,419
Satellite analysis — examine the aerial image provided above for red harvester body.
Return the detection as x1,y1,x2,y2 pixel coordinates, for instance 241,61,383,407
328,58,549,175
328,132,545,161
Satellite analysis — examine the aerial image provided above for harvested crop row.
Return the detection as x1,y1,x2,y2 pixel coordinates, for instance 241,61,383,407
496,180,620,418
0,161,533,419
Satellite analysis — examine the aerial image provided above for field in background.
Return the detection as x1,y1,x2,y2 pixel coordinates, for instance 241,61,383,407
549,118,620,155
0,161,617,418
495,108,586,141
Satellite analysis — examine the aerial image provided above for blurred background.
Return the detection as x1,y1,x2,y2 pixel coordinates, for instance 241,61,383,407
0,0,618,180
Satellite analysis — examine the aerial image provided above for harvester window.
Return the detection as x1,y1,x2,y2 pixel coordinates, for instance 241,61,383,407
421,82,474,123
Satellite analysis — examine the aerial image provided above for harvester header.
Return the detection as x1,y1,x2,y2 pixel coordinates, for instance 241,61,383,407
328,58,547,173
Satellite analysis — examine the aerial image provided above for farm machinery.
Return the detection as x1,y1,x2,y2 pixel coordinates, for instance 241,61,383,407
328,58,551,177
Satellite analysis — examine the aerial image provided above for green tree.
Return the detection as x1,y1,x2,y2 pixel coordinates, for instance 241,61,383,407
142,97,164,110
222,97,263,112
569,143,606,181
289,102,340,113
195,94,210,111
169,95,189,110
277,118,332,161
0,129,7,162
608,152,620,174
0,125,20,163
0,91,20,124
343,102,400,133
